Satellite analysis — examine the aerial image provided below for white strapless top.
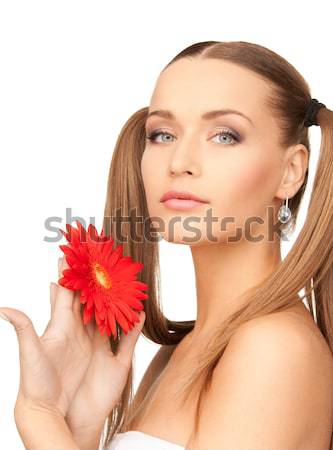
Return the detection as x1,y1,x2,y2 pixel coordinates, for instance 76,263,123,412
108,430,185,449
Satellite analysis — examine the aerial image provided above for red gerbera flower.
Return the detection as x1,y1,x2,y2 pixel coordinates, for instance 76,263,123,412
57,219,149,338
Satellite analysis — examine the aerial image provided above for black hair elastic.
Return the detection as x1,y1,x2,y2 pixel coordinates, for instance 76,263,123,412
304,98,326,127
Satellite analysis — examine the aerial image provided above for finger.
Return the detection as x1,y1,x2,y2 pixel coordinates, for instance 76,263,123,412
117,311,146,364
57,256,62,274
40,281,62,338
0,307,44,373
72,290,82,317
54,257,75,312
40,282,57,337
58,257,85,318
40,283,58,337
85,320,95,341
92,318,112,351
50,282,58,316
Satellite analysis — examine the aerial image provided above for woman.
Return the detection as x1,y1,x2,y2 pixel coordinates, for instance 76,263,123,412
1,40,333,450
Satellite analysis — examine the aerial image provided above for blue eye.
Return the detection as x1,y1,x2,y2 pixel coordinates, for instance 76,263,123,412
145,131,175,143
211,130,239,145
145,129,239,145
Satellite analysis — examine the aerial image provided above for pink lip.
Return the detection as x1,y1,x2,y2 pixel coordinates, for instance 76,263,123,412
162,198,208,211
160,190,209,203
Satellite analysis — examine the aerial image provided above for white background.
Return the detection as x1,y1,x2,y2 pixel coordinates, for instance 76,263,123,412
0,0,331,447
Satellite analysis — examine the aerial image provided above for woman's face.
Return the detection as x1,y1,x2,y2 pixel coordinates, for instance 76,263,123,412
141,58,287,246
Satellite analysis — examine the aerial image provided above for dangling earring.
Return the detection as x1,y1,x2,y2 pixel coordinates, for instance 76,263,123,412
278,195,291,223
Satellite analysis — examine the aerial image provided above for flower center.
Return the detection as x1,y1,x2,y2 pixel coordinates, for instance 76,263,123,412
92,262,112,289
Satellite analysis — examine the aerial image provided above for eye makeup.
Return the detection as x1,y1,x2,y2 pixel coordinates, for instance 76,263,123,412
145,127,241,146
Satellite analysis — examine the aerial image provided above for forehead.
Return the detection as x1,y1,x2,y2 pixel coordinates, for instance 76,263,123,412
148,58,272,127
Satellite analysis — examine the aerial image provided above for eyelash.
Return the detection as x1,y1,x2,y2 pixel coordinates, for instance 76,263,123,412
145,129,240,146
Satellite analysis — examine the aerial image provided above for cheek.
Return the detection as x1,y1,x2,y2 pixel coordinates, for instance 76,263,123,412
140,150,163,208
232,160,271,196
212,153,279,222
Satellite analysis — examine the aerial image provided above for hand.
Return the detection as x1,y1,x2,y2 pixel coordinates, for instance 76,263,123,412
58,259,146,443
0,256,145,432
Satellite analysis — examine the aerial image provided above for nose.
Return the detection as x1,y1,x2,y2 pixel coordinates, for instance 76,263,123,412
169,134,201,178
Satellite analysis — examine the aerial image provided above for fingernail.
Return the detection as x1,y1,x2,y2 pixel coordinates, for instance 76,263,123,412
0,312,10,322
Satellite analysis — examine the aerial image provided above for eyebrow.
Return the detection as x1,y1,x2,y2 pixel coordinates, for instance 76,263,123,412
146,108,254,127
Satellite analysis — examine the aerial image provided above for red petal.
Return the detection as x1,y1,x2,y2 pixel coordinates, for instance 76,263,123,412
83,305,94,324
127,298,145,310
107,308,117,337
60,279,78,290
65,224,80,247
97,305,106,320
106,245,123,267
95,311,103,325
117,302,140,324
80,292,88,304
59,229,70,240
75,220,87,242
94,294,103,312
88,224,100,243
113,306,130,334
132,291,149,299
58,277,67,287
101,240,115,258
132,280,149,291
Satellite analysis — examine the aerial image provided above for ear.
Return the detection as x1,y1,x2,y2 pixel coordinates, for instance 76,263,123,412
275,143,309,200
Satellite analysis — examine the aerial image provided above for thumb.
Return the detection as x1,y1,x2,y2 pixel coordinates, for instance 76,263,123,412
0,307,42,366
117,310,146,359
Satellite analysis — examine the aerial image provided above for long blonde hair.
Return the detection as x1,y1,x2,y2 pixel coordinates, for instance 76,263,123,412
99,40,333,449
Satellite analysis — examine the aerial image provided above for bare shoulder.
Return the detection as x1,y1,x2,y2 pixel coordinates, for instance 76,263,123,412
196,307,333,450
232,304,333,372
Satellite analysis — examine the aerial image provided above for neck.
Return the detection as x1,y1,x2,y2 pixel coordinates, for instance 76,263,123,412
188,236,282,340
